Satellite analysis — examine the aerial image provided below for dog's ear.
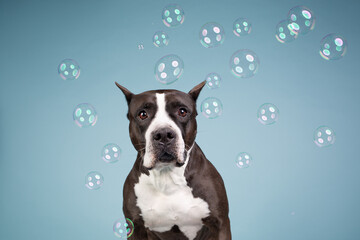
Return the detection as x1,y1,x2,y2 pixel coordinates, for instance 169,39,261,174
188,81,206,102
115,82,133,105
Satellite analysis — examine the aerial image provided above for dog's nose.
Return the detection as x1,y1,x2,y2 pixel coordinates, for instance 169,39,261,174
152,128,176,145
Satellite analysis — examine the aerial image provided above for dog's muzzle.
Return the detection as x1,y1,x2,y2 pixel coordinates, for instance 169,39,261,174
152,127,177,163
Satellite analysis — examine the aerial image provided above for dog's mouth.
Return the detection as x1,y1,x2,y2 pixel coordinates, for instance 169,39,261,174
142,139,188,169
157,151,176,163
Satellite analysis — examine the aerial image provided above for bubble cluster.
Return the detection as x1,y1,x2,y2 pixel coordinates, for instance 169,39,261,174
58,59,80,81
162,4,185,28
319,34,347,60
230,49,259,78
201,97,223,119
233,18,252,37
275,19,298,43
85,171,104,190
102,143,121,163
199,22,225,48
113,218,134,238
73,103,98,128
313,126,336,147
153,31,169,48
154,54,184,84
205,73,221,89
287,6,315,35
257,103,279,125
235,152,252,169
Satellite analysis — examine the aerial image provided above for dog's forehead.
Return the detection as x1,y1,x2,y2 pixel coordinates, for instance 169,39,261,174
130,89,194,110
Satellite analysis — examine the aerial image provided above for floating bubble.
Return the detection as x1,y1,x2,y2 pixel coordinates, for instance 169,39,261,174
154,54,184,84
85,171,104,190
113,218,134,238
230,49,259,78
199,22,225,48
233,17,252,37
275,19,298,43
162,4,185,28
257,103,279,125
102,143,121,163
287,6,315,35
153,31,169,48
205,73,221,89
235,152,252,169
313,126,336,147
201,97,223,119
73,103,98,128
58,59,80,81
319,34,347,60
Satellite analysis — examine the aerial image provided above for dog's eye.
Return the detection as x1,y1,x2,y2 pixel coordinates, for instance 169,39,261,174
178,108,187,117
138,110,148,120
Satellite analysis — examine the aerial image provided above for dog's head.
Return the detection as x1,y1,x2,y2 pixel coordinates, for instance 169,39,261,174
116,81,205,169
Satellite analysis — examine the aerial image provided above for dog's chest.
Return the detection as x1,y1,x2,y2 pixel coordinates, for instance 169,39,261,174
134,165,210,240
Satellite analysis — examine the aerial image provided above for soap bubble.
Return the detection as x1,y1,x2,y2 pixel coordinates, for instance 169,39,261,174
205,73,221,89
201,97,223,119
154,54,184,84
275,19,298,43
58,59,80,81
257,103,279,125
102,143,121,163
153,31,169,48
162,4,185,28
73,103,98,128
287,6,315,35
199,22,225,48
85,171,104,190
319,34,347,60
233,17,252,37
235,152,252,169
313,126,336,147
138,44,144,50
113,218,134,238
230,49,259,78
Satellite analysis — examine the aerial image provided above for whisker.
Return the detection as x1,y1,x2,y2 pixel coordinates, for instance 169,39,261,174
133,143,146,147
137,147,146,152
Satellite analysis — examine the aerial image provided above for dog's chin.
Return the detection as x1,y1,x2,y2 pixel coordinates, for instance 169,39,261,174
144,159,185,171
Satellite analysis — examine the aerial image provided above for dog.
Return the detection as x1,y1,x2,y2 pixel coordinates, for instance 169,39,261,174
115,81,231,240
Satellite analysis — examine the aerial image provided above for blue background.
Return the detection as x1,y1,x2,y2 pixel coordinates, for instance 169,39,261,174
1,0,359,239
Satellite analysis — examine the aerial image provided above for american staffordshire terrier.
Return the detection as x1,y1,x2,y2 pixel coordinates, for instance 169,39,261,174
116,81,231,240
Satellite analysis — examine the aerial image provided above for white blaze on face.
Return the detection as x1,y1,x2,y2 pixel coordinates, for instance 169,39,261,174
143,93,185,168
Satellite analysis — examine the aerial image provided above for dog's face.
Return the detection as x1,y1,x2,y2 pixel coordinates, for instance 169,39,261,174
116,82,206,169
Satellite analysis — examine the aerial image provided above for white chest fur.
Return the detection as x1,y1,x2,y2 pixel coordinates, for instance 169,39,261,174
134,162,210,240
